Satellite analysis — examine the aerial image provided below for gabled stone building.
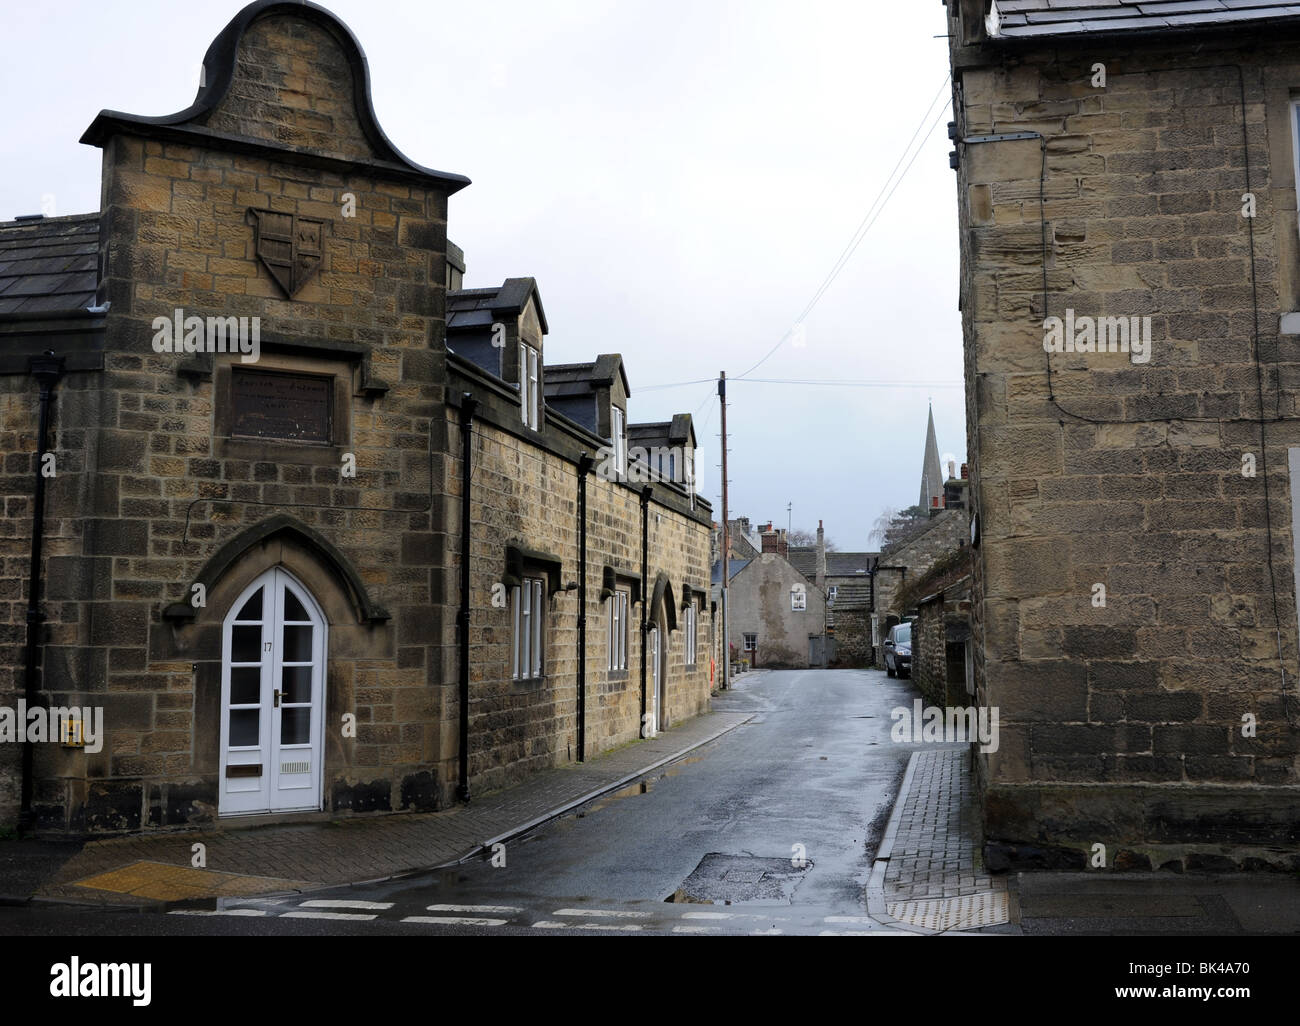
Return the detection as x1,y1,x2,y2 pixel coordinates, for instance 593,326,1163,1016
945,0,1300,869
1,0,712,834
789,523,878,668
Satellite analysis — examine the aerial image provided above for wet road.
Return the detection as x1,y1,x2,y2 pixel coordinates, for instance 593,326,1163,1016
1,668,923,936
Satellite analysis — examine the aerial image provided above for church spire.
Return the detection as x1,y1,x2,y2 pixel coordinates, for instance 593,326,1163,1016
918,404,944,511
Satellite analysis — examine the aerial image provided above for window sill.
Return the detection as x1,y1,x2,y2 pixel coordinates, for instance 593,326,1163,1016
607,669,629,682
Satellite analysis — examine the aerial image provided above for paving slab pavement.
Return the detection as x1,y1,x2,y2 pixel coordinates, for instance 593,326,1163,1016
867,744,1300,936
3,705,753,910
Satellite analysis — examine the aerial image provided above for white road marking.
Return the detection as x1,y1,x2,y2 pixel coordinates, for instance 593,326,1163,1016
281,910,378,921
552,908,650,919
672,925,720,934
681,911,790,922
425,903,522,914
533,920,644,931
402,916,508,927
824,915,877,924
750,928,783,935
300,900,394,910
168,908,267,917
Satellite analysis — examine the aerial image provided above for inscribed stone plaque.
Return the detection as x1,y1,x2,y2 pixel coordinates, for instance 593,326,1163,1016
231,369,332,442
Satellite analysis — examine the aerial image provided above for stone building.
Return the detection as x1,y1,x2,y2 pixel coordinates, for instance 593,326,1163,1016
788,522,877,668
899,549,974,708
945,0,1300,869
0,0,712,834
725,551,827,669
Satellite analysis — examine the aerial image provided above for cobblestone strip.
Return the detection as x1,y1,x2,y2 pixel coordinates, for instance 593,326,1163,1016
39,709,753,905
866,747,1008,934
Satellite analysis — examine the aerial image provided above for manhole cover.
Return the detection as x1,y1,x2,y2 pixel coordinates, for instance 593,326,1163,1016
669,853,811,904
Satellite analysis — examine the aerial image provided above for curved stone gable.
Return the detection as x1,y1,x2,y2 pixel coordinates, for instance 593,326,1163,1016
199,11,372,161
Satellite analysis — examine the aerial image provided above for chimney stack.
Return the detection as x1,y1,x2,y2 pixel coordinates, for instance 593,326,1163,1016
761,526,788,560
816,520,826,589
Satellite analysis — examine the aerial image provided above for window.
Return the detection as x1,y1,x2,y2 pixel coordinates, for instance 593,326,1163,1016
1292,99,1300,244
684,602,697,665
511,576,545,679
828,586,838,604
613,405,627,477
743,633,757,652
608,587,629,671
791,586,806,612
520,343,539,430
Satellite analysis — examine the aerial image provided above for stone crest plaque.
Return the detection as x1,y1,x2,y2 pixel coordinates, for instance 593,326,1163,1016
249,208,325,297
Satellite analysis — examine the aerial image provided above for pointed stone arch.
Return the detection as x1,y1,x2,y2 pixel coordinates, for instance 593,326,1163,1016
164,514,390,627
649,572,678,632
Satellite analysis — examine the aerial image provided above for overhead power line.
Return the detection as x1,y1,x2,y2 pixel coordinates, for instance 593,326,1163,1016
735,75,953,381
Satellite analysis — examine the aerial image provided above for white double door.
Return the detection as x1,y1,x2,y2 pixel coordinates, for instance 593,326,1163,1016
219,568,326,815
648,625,666,735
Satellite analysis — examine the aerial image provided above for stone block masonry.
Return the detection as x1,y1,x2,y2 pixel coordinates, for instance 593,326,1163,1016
945,3,1300,869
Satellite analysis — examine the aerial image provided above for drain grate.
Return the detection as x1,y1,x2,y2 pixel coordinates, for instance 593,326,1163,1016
887,890,1009,931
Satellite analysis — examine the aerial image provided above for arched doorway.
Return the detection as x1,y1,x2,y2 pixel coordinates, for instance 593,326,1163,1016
219,567,327,816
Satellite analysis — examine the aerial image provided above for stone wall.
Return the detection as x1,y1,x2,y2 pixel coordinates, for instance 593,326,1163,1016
872,509,970,666
947,10,1300,868
726,553,826,668
444,371,713,800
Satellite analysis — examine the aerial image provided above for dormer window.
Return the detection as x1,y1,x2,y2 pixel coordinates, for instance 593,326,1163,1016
520,342,539,430
613,404,627,477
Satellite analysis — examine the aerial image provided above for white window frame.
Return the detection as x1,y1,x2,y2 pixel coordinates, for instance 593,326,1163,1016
520,343,539,430
791,586,806,612
1292,99,1300,245
828,585,838,604
684,602,697,665
512,576,545,679
743,633,757,652
613,405,627,478
608,587,629,671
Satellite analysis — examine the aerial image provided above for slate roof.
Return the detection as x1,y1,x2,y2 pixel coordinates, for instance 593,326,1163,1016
0,213,100,316
828,579,872,613
446,277,547,333
826,552,879,576
543,355,630,399
990,0,1300,39
788,547,880,579
628,414,695,449
711,558,751,586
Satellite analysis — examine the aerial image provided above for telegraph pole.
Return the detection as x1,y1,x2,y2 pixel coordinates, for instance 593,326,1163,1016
719,371,729,691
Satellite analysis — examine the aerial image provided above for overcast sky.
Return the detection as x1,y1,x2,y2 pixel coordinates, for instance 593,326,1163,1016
0,0,964,552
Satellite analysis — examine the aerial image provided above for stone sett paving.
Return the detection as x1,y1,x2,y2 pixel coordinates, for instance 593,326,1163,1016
39,709,752,906
882,748,1008,930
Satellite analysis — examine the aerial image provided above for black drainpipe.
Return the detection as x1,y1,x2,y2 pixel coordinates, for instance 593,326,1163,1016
639,486,651,732
576,452,592,761
457,394,477,803
20,351,65,828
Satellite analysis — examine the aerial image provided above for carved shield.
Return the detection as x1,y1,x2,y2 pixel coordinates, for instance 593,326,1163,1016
249,209,325,297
